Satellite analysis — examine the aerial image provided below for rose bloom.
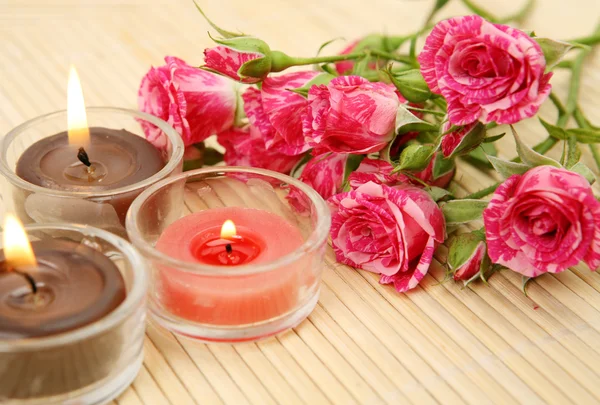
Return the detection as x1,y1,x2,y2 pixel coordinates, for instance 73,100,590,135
217,126,303,174
203,44,266,84
483,166,600,277
243,71,318,156
303,76,400,154
138,56,237,148
329,181,446,292
348,157,454,189
287,152,348,213
419,15,552,125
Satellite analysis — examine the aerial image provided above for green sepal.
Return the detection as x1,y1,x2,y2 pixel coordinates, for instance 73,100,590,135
482,133,506,143
203,147,224,166
533,37,574,72
432,153,455,179
427,186,452,202
570,162,596,184
567,128,600,144
290,152,314,178
238,56,273,80
440,199,489,225
445,122,487,158
448,231,486,271
386,69,432,103
395,105,438,135
193,1,244,38
395,143,435,172
521,276,532,296
487,155,530,179
286,73,335,98
463,143,496,170
564,134,580,169
511,125,561,168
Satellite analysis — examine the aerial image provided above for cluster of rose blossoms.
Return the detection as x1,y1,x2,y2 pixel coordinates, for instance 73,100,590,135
139,13,600,293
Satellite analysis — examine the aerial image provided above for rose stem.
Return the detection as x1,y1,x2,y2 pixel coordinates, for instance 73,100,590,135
464,181,501,199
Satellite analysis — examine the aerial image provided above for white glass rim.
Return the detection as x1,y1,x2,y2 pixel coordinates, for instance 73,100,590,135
0,106,184,198
0,223,148,351
126,166,331,276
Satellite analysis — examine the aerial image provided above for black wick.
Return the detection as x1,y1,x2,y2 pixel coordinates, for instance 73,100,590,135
77,147,92,167
225,244,233,255
2,266,37,294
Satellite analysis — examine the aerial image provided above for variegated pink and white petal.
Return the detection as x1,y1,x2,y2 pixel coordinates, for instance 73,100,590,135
203,45,263,83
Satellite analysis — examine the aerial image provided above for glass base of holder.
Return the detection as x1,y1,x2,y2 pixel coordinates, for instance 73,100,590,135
150,290,320,343
16,350,144,405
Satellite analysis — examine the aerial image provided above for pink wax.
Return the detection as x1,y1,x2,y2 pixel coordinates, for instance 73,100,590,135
155,207,310,326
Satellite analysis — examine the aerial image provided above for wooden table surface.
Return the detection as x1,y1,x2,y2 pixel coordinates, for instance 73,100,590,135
2,0,600,403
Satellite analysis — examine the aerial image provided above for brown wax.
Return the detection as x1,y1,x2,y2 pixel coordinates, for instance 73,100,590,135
15,127,166,224
16,127,164,191
0,239,126,339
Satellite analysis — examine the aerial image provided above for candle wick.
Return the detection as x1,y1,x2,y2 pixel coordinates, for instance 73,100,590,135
77,147,92,167
225,243,233,255
4,267,38,294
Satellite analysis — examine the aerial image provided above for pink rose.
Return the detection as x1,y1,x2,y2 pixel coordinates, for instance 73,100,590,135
483,166,600,277
448,231,489,281
203,37,271,84
243,71,318,156
348,157,454,190
419,15,552,125
329,182,446,292
348,158,410,189
138,56,237,148
217,126,303,174
303,76,400,154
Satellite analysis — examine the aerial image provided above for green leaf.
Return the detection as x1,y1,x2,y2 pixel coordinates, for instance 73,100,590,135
482,133,506,143
395,105,438,135
534,37,574,72
566,127,600,143
290,152,313,177
565,134,580,168
570,162,596,184
487,155,530,179
462,143,496,170
511,125,561,168
193,1,244,38
441,199,489,225
427,186,451,202
396,143,435,171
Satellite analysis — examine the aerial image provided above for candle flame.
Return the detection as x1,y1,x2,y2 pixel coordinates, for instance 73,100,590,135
67,66,90,148
220,220,237,239
3,215,37,269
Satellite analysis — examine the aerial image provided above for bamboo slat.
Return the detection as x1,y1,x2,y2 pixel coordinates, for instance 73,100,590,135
2,0,600,403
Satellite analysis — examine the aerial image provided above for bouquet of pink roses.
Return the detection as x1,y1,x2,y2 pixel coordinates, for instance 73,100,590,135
138,1,600,293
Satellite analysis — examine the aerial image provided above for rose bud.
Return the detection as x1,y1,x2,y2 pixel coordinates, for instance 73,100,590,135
448,231,491,282
204,36,272,83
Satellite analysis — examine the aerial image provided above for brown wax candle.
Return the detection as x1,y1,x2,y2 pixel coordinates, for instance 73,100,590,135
0,239,126,339
0,239,127,399
15,127,165,223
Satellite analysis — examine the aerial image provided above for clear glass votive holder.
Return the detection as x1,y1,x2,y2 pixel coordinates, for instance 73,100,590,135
126,167,331,342
0,223,148,404
0,107,184,238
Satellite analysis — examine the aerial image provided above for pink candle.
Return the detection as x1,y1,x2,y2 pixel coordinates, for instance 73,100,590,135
155,207,311,328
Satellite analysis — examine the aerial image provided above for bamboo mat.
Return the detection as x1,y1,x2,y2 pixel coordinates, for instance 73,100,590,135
2,0,600,403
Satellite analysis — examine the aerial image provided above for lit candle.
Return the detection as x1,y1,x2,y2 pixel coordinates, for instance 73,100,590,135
0,215,126,338
15,67,165,222
155,207,309,328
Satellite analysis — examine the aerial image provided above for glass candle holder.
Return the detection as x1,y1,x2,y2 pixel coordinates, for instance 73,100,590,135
0,107,184,238
126,167,331,342
0,223,148,404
